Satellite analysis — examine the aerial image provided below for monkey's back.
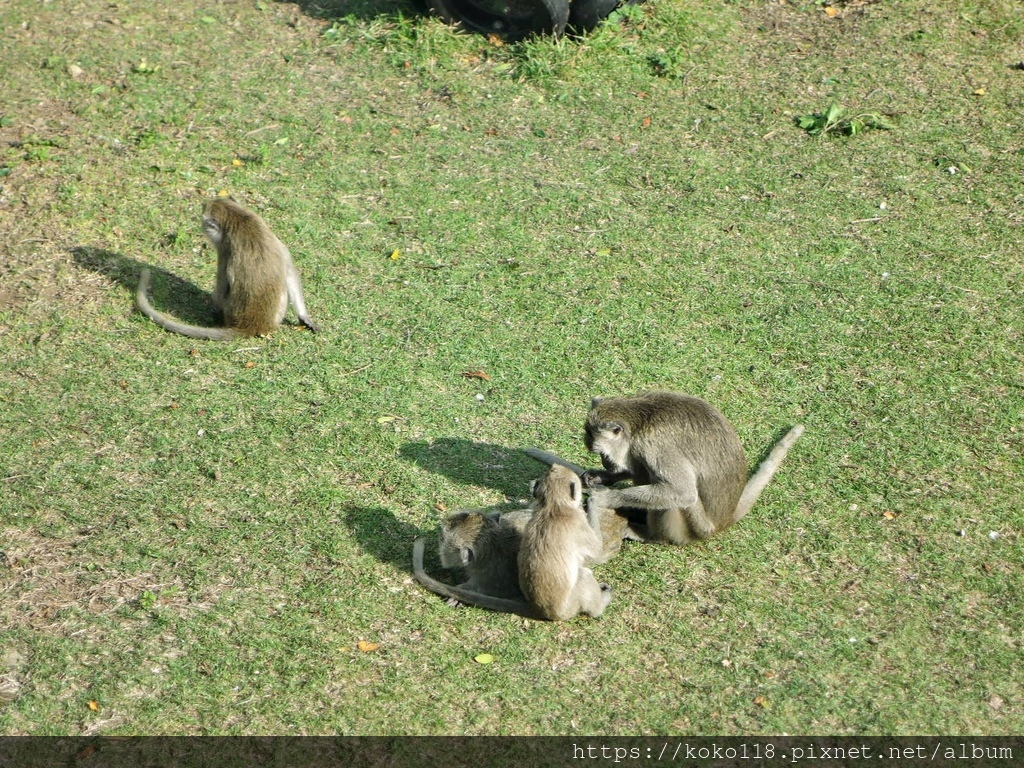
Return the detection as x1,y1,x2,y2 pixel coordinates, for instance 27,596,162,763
518,506,589,620
214,203,288,335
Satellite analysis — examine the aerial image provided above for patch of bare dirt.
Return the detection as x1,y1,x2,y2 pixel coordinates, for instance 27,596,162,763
0,527,228,639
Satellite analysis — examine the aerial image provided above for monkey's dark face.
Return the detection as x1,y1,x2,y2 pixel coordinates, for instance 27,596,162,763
201,214,223,247
585,419,631,472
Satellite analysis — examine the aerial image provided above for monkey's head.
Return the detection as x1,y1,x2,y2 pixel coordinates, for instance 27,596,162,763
201,197,252,249
439,511,487,568
531,464,583,510
585,398,633,472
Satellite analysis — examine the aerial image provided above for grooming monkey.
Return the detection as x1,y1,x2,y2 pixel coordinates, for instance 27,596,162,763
137,197,318,340
522,448,644,562
529,391,804,545
412,465,612,621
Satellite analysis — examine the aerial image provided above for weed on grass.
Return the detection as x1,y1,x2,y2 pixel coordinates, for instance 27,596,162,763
796,102,895,137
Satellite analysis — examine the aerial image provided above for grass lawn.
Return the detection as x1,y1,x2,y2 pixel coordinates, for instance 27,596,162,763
0,0,1021,735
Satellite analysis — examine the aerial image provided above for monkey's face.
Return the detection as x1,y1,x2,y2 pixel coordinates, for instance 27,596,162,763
201,214,224,248
586,420,631,473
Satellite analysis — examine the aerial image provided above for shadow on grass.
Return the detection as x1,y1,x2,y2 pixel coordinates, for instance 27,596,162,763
341,441,554,575
341,504,428,573
70,246,218,327
284,0,424,22
399,437,566,501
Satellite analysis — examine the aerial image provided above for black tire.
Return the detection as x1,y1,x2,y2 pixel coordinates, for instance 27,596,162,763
566,0,620,32
429,0,570,38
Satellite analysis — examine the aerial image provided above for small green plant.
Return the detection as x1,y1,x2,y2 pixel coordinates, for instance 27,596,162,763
796,102,894,136
648,46,688,79
138,590,158,611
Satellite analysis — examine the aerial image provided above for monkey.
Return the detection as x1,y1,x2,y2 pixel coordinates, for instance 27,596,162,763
578,391,804,545
437,507,533,600
523,447,644,562
517,463,612,621
412,465,612,620
136,197,318,340
413,537,536,617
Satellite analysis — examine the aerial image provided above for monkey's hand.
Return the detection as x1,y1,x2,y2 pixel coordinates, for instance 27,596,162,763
582,469,631,488
582,470,614,488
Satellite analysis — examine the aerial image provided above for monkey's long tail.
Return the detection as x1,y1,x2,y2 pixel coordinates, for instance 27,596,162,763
412,539,542,620
136,268,237,341
733,424,805,522
523,448,589,477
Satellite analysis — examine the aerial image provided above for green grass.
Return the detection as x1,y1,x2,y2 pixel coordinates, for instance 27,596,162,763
1,0,1022,735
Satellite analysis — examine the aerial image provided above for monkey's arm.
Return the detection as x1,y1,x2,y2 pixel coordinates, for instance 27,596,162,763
589,461,700,511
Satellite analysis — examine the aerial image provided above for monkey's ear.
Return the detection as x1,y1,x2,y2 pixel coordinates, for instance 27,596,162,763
460,546,475,566
529,478,540,497
590,397,603,410
569,478,581,504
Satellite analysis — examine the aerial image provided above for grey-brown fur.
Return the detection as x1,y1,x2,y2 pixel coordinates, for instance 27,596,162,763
412,538,540,619
136,198,318,340
438,508,532,599
583,391,804,545
518,464,612,621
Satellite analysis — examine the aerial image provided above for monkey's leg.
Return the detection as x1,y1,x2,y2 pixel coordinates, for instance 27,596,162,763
575,568,612,618
590,504,631,563
284,257,319,332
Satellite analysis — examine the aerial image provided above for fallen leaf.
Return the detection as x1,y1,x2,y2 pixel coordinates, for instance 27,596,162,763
764,671,777,679
218,189,230,197
88,700,101,712
232,158,243,167
641,116,652,128
357,641,379,653
973,88,986,96
377,415,398,424
882,510,895,520
487,34,504,46
823,6,838,16
390,249,401,261
244,361,255,369
474,653,495,664
434,502,448,512
461,370,491,381
754,696,769,708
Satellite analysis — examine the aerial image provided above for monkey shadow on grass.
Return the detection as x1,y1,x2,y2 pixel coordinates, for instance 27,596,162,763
70,246,219,327
399,437,563,502
341,505,431,574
